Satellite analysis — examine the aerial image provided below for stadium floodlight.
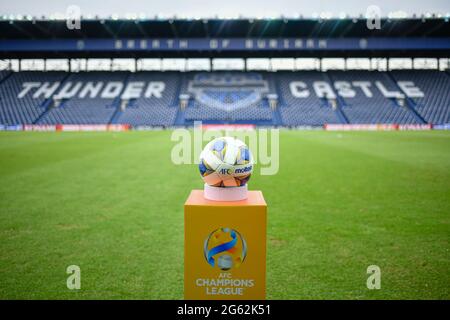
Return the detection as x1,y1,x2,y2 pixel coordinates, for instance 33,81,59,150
217,14,233,20
125,13,137,20
50,13,66,21
156,13,166,20
388,11,408,19
267,14,279,20
339,12,347,20
319,12,332,20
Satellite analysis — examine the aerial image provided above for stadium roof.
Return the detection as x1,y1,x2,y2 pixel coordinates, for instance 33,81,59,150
1,18,449,38
0,18,449,58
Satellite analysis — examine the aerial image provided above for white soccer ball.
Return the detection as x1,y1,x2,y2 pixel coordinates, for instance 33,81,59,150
199,137,253,187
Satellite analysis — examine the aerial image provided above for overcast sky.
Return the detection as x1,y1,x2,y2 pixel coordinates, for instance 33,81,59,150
1,0,449,18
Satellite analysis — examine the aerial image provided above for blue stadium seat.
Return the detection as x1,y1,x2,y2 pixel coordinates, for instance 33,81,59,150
0,71,66,125
275,71,342,126
0,70,11,81
329,71,419,124
114,72,179,127
391,70,450,124
38,72,128,125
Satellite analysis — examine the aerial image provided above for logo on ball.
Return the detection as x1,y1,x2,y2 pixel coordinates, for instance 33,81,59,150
203,227,247,270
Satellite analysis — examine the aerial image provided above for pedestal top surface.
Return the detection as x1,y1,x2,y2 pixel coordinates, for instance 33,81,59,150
185,190,266,206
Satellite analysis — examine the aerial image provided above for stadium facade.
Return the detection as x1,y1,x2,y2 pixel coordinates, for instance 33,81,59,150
0,18,449,129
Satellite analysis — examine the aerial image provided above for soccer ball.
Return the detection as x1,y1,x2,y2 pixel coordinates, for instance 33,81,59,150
199,137,253,187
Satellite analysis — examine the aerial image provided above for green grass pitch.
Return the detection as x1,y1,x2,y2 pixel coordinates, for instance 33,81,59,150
0,130,449,299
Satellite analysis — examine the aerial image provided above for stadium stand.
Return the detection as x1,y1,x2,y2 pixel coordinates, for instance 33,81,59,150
391,70,450,124
0,70,449,127
276,71,343,126
114,72,180,127
0,70,11,81
328,71,421,124
0,17,448,128
0,71,66,125
37,72,128,125
183,72,273,124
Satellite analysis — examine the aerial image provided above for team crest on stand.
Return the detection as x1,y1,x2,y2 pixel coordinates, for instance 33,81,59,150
187,73,269,111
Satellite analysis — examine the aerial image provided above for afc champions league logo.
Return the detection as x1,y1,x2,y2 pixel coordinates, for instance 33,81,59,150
203,228,247,271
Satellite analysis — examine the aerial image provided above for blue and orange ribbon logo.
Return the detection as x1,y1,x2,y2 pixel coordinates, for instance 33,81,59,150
204,228,247,270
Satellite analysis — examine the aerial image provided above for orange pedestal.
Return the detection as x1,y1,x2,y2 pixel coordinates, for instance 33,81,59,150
184,190,267,300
